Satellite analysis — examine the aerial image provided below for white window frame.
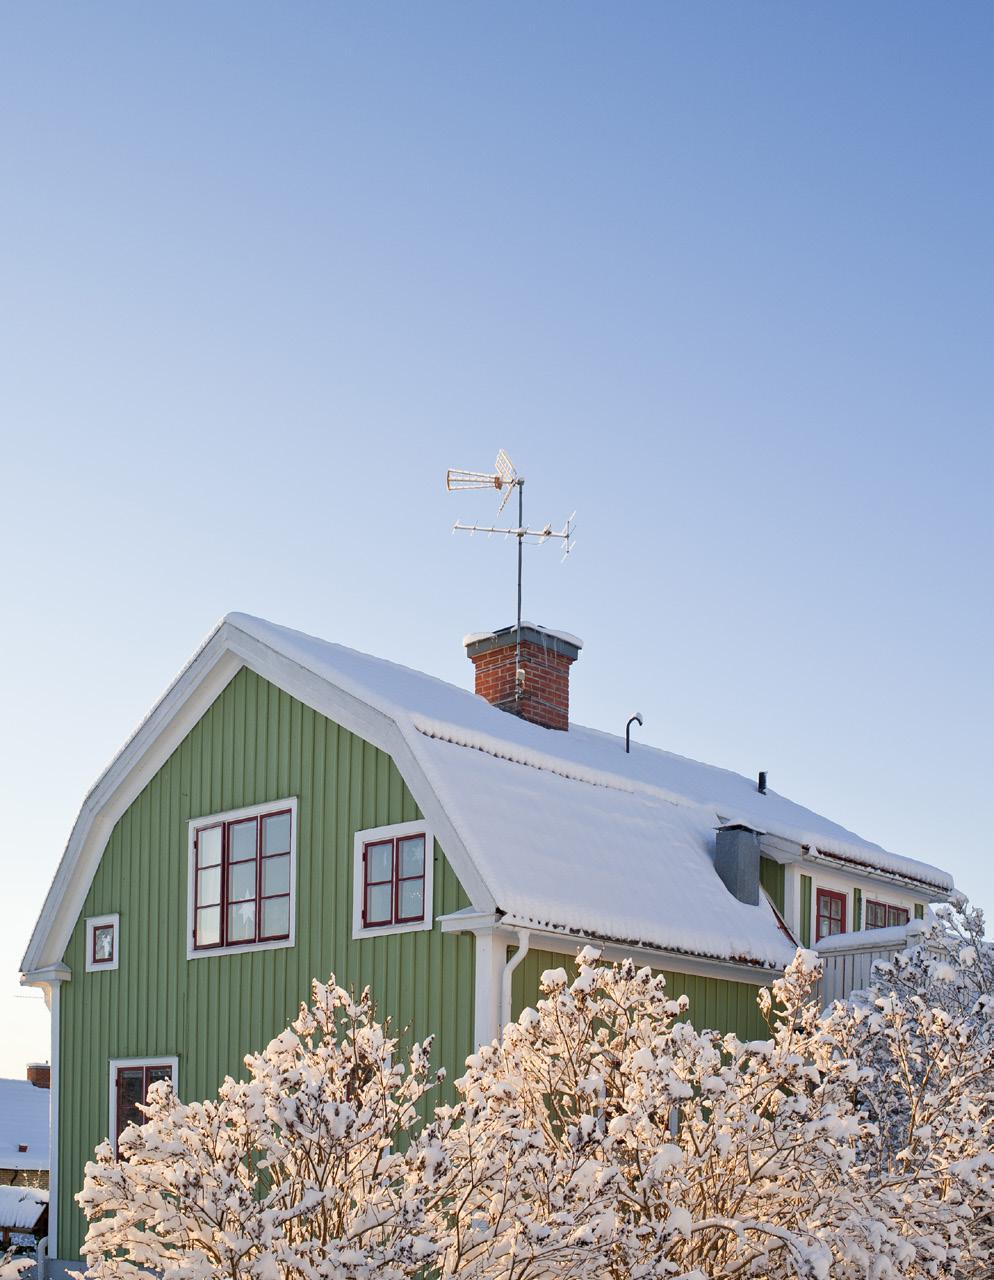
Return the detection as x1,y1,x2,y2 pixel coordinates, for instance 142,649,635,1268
85,913,120,973
108,1055,179,1151
353,820,435,940
186,797,298,960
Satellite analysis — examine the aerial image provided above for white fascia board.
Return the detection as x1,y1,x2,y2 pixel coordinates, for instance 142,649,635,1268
438,908,503,933
760,832,947,900
444,912,785,987
498,918,785,987
23,619,497,975
759,832,949,902
799,846,948,900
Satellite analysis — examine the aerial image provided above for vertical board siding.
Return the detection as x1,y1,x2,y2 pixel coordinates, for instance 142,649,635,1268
58,668,474,1258
510,949,771,1044
800,875,813,947
853,887,863,932
759,857,785,914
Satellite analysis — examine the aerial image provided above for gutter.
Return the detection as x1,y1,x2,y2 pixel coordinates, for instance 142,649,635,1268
437,909,789,988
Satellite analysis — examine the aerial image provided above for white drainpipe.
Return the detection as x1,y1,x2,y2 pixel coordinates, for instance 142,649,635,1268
499,928,531,1031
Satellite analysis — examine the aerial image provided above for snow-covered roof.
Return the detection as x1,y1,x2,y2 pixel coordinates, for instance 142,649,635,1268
22,612,953,981
221,615,951,967
0,1080,49,1173
0,1185,48,1230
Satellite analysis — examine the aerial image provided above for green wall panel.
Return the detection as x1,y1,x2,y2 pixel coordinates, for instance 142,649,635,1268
800,874,812,947
509,948,771,1044
853,887,862,932
759,857,785,914
58,668,474,1258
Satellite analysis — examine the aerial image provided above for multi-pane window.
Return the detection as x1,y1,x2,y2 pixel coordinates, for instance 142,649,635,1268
865,900,910,930
361,833,426,929
192,806,293,952
92,924,115,965
816,889,847,941
113,1061,176,1152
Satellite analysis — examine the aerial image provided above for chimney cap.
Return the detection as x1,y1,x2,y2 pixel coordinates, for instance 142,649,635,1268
464,622,583,660
26,1062,51,1088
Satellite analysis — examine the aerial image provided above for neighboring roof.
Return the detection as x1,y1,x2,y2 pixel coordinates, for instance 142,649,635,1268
22,613,953,979
0,1080,49,1173
0,1185,48,1230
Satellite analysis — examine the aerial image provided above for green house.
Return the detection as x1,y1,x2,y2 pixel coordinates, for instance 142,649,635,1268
20,614,953,1271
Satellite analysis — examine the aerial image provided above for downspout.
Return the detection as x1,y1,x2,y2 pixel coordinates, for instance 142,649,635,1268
45,977,63,1269
500,929,531,1031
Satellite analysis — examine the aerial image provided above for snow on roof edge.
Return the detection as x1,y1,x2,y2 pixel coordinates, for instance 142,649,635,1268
499,911,793,972
410,716,953,893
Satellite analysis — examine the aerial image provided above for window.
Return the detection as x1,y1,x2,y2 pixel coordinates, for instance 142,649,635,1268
816,889,847,941
109,1057,178,1152
187,799,297,958
85,914,120,972
352,821,434,938
865,900,910,930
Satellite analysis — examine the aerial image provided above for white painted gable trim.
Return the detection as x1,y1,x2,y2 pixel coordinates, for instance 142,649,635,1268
22,619,497,977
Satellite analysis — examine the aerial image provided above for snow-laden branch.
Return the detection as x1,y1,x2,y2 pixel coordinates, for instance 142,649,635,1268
75,904,994,1280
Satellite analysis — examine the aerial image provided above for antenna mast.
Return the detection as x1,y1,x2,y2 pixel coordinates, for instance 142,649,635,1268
445,449,575,694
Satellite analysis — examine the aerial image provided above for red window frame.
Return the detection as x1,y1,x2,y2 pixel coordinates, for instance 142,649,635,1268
192,807,292,951
115,1063,174,1151
865,900,909,930
91,923,115,966
815,888,847,942
361,833,426,929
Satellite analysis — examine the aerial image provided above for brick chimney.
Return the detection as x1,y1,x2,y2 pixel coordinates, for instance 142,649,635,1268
464,623,581,731
26,1063,50,1089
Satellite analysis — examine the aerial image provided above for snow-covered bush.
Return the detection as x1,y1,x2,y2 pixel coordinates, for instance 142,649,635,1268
424,949,919,1278
76,978,442,1280
823,899,994,1276
0,1250,34,1280
76,909,994,1280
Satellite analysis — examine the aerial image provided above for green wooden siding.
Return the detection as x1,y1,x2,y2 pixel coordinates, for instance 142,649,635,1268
800,874,812,947
510,948,771,1043
759,857,785,914
58,667,475,1258
853,887,862,932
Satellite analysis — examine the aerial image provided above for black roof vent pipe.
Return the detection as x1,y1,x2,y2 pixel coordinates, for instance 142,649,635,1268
758,771,768,795
626,712,643,754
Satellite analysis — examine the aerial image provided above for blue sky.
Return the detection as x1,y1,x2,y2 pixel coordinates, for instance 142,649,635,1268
1,3,991,1075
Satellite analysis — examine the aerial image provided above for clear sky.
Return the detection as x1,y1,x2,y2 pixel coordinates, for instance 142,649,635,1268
1,3,991,1077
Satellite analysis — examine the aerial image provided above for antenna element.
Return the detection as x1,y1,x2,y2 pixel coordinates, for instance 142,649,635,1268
446,449,576,703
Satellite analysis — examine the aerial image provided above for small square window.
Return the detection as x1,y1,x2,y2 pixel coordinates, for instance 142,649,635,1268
353,823,434,939
85,914,120,972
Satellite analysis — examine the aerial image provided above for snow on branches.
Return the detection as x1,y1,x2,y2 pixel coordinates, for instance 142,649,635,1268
76,980,442,1280
76,907,994,1280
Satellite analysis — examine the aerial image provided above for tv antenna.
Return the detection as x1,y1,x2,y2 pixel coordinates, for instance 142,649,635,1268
445,449,575,692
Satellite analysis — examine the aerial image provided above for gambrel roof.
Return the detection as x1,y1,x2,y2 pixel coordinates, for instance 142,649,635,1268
22,614,953,980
